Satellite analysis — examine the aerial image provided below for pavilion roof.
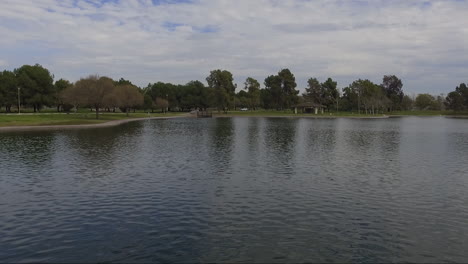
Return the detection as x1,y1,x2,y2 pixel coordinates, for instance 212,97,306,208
294,102,325,108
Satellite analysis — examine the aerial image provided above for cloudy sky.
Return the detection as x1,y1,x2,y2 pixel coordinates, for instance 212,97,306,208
0,0,467,94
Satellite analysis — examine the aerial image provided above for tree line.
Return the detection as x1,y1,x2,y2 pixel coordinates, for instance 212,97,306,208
1,64,467,118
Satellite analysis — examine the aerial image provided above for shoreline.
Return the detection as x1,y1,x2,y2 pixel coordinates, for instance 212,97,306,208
0,115,188,132
213,114,390,119
1,113,467,132
214,113,468,119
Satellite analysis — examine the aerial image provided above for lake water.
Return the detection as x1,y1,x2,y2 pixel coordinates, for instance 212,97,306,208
1,117,468,263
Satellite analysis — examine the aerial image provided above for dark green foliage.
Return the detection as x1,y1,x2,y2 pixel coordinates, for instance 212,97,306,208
264,69,299,110
54,79,72,112
341,85,359,112
264,75,282,109
445,83,468,111
0,70,18,112
260,88,274,109
321,78,339,111
341,79,389,114
382,75,404,111
415,94,439,110
15,64,55,112
115,78,133,86
10,64,468,116
206,69,236,112
303,78,322,105
244,77,260,110
144,80,213,112
278,69,299,109
400,95,414,111
235,89,249,109
180,80,212,110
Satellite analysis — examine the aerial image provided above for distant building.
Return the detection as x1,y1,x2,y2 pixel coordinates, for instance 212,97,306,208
293,102,325,114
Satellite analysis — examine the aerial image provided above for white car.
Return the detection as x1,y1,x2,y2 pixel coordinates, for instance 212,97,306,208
240,108,248,111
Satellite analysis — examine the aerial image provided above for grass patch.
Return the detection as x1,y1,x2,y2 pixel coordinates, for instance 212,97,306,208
0,112,184,127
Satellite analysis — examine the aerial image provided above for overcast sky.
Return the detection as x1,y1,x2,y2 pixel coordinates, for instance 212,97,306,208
1,0,467,94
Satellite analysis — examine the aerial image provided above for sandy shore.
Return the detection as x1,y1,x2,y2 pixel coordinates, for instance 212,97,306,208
0,115,189,132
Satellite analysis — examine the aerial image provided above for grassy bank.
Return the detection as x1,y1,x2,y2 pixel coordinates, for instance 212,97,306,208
0,112,183,127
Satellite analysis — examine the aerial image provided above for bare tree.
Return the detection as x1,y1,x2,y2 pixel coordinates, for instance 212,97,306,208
75,75,115,119
154,97,169,113
116,84,144,116
61,83,84,113
103,91,120,112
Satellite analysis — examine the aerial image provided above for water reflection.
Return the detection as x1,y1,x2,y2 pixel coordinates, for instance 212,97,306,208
1,117,468,263
263,118,298,178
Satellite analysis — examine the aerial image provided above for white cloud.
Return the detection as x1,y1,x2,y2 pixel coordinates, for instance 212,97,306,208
0,0,467,94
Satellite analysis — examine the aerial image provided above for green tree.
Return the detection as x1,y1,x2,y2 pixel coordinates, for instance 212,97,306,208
15,64,55,112
54,79,72,112
346,79,388,114
180,80,211,111
206,69,236,113
303,78,322,105
456,83,468,106
362,81,386,114
236,90,250,109
278,69,299,110
0,70,18,112
401,95,414,111
381,75,404,111
147,82,176,110
115,78,133,86
321,78,338,112
264,69,298,110
341,85,359,112
445,84,467,111
260,88,274,109
244,77,260,110
264,75,282,109
436,94,446,111
415,94,437,110
143,94,153,112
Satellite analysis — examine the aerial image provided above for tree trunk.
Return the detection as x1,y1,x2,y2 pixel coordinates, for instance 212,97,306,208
95,106,99,119
126,108,129,117
57,105,61,112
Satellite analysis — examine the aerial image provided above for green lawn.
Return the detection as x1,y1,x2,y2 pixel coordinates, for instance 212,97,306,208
0,112,183,127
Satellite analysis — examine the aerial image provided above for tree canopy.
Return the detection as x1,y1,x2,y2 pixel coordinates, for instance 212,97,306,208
206,69,236,112
15,64,55,112
3,64,466,115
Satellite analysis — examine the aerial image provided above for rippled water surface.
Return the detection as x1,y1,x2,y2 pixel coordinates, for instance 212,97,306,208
1,117,468,263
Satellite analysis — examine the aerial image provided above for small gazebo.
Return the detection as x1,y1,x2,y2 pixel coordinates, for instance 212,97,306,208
293,102,325,114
